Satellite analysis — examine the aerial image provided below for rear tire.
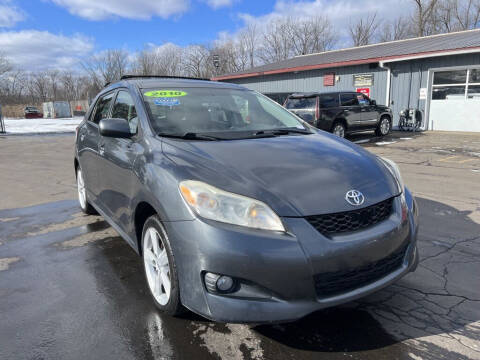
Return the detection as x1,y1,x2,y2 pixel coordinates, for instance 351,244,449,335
142,215,184,316
332,122,346,138
376,116,391,137
76,167,97,215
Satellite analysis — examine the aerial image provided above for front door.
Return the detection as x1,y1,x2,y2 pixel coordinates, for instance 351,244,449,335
97,90,142,240
357,93,379,130
78,92,115,202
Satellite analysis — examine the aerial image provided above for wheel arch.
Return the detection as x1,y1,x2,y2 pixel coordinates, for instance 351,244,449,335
331,117,348,131
134,201,160,255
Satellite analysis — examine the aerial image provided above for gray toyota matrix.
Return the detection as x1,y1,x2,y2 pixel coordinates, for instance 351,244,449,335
74,76,419,323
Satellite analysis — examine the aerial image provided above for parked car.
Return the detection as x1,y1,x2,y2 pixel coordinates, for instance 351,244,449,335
24,106,42,119
284,91,393,138
74,76,418,323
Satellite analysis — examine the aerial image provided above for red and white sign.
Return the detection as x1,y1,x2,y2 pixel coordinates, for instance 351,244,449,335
356,87,370,97
323,73,335,86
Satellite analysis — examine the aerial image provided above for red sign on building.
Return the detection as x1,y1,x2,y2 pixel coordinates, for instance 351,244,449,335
356,87,370,98
323,73,335,86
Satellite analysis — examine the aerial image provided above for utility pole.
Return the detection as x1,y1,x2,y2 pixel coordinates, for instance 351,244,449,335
212,54,220,76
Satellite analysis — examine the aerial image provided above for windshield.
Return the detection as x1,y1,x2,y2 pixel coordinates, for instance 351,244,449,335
142,87,310,138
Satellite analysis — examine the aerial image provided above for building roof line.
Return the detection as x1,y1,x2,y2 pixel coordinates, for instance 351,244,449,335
212,45,480,81
293,28,480,59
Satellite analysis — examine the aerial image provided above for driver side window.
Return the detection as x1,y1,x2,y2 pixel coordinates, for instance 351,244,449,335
111,90,138,134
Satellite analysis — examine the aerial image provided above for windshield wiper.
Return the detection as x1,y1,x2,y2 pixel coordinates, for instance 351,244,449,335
254,128,312,136
158,132,221,141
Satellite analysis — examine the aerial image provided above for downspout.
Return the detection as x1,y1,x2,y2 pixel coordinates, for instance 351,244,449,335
379,60,391,107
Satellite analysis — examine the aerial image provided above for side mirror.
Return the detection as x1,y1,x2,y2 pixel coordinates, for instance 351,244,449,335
371,100,376,106
99,118,132,138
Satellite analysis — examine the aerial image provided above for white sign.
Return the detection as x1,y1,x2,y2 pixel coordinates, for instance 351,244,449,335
419,88,427,100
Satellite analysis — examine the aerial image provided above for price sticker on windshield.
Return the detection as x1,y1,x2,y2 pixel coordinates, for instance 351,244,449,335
144,90,187,98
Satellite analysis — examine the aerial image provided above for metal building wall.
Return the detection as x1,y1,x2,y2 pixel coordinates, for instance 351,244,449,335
227,64,389,106
388,52,480,127
226,52,480,129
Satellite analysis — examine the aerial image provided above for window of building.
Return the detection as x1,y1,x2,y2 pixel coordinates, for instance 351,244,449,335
432,68,480,100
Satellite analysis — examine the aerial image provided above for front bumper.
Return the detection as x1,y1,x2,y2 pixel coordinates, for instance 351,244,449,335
165,190,419,323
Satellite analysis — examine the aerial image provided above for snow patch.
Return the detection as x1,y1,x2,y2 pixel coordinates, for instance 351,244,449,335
3,117,83,134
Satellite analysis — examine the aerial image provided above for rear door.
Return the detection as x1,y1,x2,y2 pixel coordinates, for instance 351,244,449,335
318,94,340,131
78,92,114,202
97,89,142,238
357,93,379,130
339,93,363,130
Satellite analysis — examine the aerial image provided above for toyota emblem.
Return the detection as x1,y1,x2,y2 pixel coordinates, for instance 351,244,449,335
345,190,365,206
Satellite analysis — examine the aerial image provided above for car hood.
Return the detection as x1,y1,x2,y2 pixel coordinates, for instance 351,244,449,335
161,132,400,217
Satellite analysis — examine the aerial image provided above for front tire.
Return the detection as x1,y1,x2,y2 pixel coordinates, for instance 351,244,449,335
332,122,346,138
76,167,96,215
376,116,391,137
142,215,184,316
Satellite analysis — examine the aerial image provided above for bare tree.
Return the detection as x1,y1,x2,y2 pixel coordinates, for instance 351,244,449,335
237,23,259,69
0,53,11,77
349,13,380,46
82,49,130,90
378,17,412,42
411,0,439,36
258,17,295,63
182,45,212,78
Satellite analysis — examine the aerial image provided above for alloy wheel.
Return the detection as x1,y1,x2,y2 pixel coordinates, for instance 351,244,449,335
143,227,171,306
77,169,87,210
333,124,345,138
380,118,390,135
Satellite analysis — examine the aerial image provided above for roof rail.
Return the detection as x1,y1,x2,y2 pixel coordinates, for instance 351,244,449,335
120,75,211,81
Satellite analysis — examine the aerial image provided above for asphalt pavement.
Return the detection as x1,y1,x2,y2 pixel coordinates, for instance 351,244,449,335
0,131,479,359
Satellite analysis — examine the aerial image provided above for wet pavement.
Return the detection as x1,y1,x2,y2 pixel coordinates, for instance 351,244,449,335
0,132,479,359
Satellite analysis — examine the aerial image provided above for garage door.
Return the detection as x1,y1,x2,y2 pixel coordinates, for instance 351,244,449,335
429,68,480,132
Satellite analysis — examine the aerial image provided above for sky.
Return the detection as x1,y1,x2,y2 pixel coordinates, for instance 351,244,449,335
0,0,413,71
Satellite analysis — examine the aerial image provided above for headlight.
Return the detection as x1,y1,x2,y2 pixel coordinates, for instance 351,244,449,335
379,157,405,192
179,180,285,232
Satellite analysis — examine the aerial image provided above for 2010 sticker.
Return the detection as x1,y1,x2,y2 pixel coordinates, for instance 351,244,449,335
154,98,180,106
144,90,187,97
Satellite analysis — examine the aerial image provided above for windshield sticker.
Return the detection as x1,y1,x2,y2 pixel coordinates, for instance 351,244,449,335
154,98,180,106
144,90,187,98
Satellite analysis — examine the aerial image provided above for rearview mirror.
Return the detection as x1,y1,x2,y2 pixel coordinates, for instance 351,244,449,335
99,118,132,138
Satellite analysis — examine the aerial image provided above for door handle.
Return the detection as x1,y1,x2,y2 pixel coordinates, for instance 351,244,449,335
80,134,85,141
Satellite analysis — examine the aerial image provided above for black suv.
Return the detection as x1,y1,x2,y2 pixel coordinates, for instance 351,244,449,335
284,91,393,138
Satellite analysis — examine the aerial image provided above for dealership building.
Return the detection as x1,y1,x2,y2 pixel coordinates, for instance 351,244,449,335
213,29,480,132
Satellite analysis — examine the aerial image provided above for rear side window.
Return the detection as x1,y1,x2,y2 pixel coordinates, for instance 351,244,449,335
319,94,339,108
340,93,359,106
111,90,138,134
285,97,316,110
91,93,114,124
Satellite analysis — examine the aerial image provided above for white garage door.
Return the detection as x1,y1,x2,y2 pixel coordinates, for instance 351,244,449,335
429,68,480,132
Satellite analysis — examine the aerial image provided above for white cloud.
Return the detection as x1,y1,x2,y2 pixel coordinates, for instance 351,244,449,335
49,0,190,21
236,0,414,45
0,1,25,27
0,30,94,70
205,0,235,10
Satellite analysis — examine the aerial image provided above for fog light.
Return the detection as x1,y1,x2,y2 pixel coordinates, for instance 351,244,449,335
216,276,234,292
204,272,236,293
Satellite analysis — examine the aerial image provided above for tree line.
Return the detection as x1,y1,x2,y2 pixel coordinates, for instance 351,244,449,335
0,0,479,106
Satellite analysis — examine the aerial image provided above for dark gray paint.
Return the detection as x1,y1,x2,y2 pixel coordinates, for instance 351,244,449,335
74,78,418,323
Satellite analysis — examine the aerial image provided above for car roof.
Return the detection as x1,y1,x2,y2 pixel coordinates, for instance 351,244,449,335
104,76,246,92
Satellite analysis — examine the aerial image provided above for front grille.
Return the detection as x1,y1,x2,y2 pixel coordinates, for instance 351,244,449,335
306,197,394,236
313,243,408,298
